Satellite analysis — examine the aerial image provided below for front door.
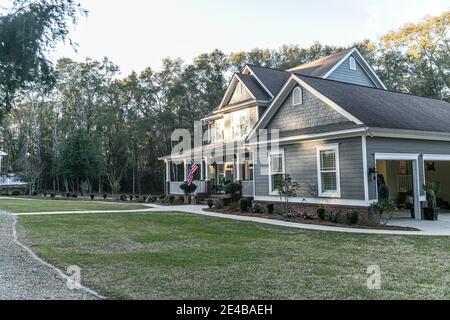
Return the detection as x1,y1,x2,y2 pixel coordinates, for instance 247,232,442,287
224,162,234,183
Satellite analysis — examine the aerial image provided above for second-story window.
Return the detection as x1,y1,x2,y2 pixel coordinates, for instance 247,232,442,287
212,119,224,142
232,109,250,139
293,87,303,106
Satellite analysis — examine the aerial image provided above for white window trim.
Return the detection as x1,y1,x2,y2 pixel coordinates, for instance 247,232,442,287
317,144,341,198
292,87,303,106
349,56,357,71
232,108,250,140
268,149,285,196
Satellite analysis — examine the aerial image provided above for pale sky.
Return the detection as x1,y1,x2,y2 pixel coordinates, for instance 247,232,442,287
52,0,449,75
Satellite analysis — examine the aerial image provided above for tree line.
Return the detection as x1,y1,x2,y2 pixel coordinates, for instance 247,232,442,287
0,1,448,195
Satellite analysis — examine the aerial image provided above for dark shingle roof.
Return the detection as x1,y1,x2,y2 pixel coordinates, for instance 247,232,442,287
246,65,290,96
289,48,353,77
297,75,450,133
236,73,272,101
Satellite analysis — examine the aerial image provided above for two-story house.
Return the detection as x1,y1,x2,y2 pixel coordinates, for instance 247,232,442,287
160,48,450,221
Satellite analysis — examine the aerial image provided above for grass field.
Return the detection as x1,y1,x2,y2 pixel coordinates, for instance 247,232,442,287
17,212,450,300
0,199,147,213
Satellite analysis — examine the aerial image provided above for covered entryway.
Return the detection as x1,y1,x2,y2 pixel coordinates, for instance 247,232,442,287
375,154,421,220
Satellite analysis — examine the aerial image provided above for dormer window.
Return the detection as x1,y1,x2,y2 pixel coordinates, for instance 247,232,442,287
293,87,303,106
349,57,357,70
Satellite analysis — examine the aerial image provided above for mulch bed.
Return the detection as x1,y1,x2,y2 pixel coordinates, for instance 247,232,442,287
203,208,420,232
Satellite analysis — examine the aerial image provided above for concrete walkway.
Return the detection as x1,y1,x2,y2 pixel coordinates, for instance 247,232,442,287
8,201,450,236
0,213,99,300
145,204,450,236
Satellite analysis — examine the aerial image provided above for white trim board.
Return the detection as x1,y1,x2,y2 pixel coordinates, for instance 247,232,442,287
423,154,450,161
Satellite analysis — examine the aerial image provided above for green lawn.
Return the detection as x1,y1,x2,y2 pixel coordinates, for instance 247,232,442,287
0,199,147,213
17,212,450,300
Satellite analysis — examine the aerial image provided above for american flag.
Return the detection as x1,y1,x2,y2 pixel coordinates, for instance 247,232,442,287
187,161,199,186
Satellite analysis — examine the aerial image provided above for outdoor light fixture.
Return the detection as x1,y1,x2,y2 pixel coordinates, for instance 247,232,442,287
369,166,377,180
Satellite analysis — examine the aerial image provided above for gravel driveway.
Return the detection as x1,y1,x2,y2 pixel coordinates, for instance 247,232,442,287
0,213,97,300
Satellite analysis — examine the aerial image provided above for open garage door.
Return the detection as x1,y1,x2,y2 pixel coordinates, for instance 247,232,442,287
424,158,450,211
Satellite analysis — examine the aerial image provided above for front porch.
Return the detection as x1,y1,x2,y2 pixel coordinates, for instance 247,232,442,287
164,152,254,197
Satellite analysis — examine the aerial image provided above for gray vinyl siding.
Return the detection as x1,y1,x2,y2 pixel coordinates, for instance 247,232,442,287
255,137,365,200
327,55,376,88
267,85,348,131
366,137,450,199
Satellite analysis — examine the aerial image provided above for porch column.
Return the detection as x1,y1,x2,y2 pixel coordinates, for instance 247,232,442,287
236,153,241,181
200,160,204,181
165,160,171,182
184,159,188,181
204,157,209,181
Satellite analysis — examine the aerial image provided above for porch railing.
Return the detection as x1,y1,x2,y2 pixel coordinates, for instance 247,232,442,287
169,181,207,195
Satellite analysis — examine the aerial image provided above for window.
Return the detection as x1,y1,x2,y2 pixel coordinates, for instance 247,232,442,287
232,109,250,139
236,82,242,95
269,150,285,194
238,152,253,181
293,87,303,106
212,119,224,142
317,145,340,197
349,57,356,70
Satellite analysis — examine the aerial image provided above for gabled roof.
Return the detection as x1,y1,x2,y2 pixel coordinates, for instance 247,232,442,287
235,73,272,101
297,75,450,133
288,48,353,77
244,65,290,97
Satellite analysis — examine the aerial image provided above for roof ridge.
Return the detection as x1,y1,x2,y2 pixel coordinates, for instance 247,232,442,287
296,74,449,103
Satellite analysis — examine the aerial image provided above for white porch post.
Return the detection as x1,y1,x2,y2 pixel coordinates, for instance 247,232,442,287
200,160,204,181
184,160,188,181
204,157,209,181
165,160,171,182
236,153,240,181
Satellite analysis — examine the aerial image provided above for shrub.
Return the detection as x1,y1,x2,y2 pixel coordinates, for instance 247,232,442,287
370,200,397,225
168,196,175,204
176,196,184,204
50,193,56,198
224,182,242,202
239,198,250,212
90,194,95,200
252,203,263,214
317,208,326,221
43,191,47,197
11,190,21,196
346,211,359,225
207,200,214,208
66,193,70,198
103,194,107,200
129,195,133,201
267,203,274,214
71,193,78,198
32,191,38,196
143,196,148,202
329,211,340,223
214,202,223,209
120,195,127,201
180,182,197,195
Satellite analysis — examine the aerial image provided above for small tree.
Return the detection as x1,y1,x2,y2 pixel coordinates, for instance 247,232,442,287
370,200,397,225
276,174,299,214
